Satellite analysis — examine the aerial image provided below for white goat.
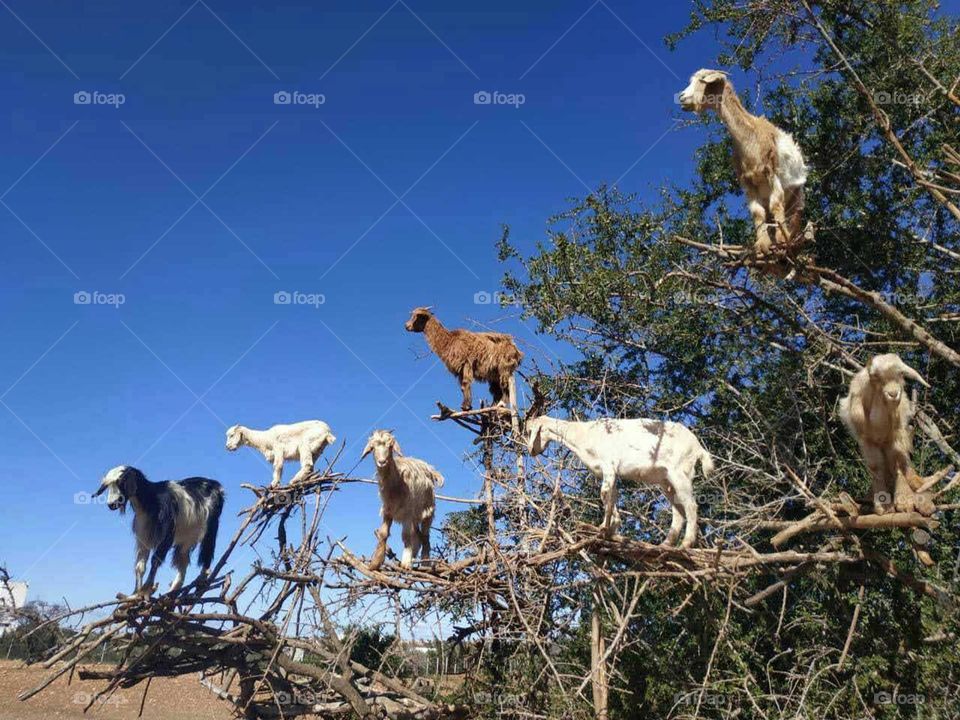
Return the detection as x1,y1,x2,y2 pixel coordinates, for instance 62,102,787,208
526,416,714,547
361,430,444,569
225,420,336,486
838,354,931,514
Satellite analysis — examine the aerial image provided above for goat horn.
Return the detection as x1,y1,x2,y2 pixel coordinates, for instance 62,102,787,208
899,360,930,388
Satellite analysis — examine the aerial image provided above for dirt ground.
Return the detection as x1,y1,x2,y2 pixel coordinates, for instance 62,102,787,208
0,660,233,720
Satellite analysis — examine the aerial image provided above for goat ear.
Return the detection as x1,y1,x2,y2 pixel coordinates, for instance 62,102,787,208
360,439,373,460
700,70,727,84
898,360,930,388
92,483,106,497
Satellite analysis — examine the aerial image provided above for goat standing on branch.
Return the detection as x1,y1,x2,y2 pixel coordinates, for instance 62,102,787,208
526,416,714,547
94,465,225,597
361,430,444,570
405,306,522,411
838,354,934,515
678,69,808,253
225,420,336,486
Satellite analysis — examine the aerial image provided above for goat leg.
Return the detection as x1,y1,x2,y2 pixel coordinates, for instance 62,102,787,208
864,444,893,514
887,448,917,513
748,199,772,253
459,368,474,411
768,178,790,246
905,468,936,516
368,518,392,571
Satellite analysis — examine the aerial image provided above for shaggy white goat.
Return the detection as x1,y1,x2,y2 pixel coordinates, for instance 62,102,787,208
225,420,336,486
361,430,444,569
838,354,932,514
526,416,714,547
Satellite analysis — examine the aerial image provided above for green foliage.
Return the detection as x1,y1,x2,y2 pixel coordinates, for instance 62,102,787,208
0,601,72,662
346,624,399,674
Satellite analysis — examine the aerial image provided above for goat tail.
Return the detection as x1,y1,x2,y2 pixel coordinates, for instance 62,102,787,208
198,484,225,570
698,446,716,479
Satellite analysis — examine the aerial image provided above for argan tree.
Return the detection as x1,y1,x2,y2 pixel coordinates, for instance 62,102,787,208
486,1,959,717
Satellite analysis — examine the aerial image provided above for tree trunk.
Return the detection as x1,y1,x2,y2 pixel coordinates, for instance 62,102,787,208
590,584,609,720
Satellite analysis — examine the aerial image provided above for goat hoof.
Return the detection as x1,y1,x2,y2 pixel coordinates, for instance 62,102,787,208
914,493,936,516
894,493,915,513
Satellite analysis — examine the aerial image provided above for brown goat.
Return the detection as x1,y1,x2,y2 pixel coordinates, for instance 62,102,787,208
678,69,808,253
405,307,522,411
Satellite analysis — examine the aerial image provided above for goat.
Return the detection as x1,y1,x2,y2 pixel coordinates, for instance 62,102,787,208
838,354,933,515
94,465,225,597
526,416,714,547
405,306,522,411
677,69,808,253
225,420,336,486
361,430,444,570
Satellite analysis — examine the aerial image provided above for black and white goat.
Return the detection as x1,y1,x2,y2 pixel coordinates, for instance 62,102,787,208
94,465,225,597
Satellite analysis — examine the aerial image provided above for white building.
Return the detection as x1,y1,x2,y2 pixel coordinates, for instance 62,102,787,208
0,581,28,636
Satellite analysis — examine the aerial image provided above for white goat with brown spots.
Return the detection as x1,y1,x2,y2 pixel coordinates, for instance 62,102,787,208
526,416,714,547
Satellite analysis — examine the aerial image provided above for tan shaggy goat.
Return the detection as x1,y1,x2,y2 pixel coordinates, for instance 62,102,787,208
405,306,522,411
678,69,808,253
361,430,444,570
838,354,934,516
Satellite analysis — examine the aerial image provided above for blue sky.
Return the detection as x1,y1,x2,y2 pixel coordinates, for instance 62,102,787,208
0,0,737,607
